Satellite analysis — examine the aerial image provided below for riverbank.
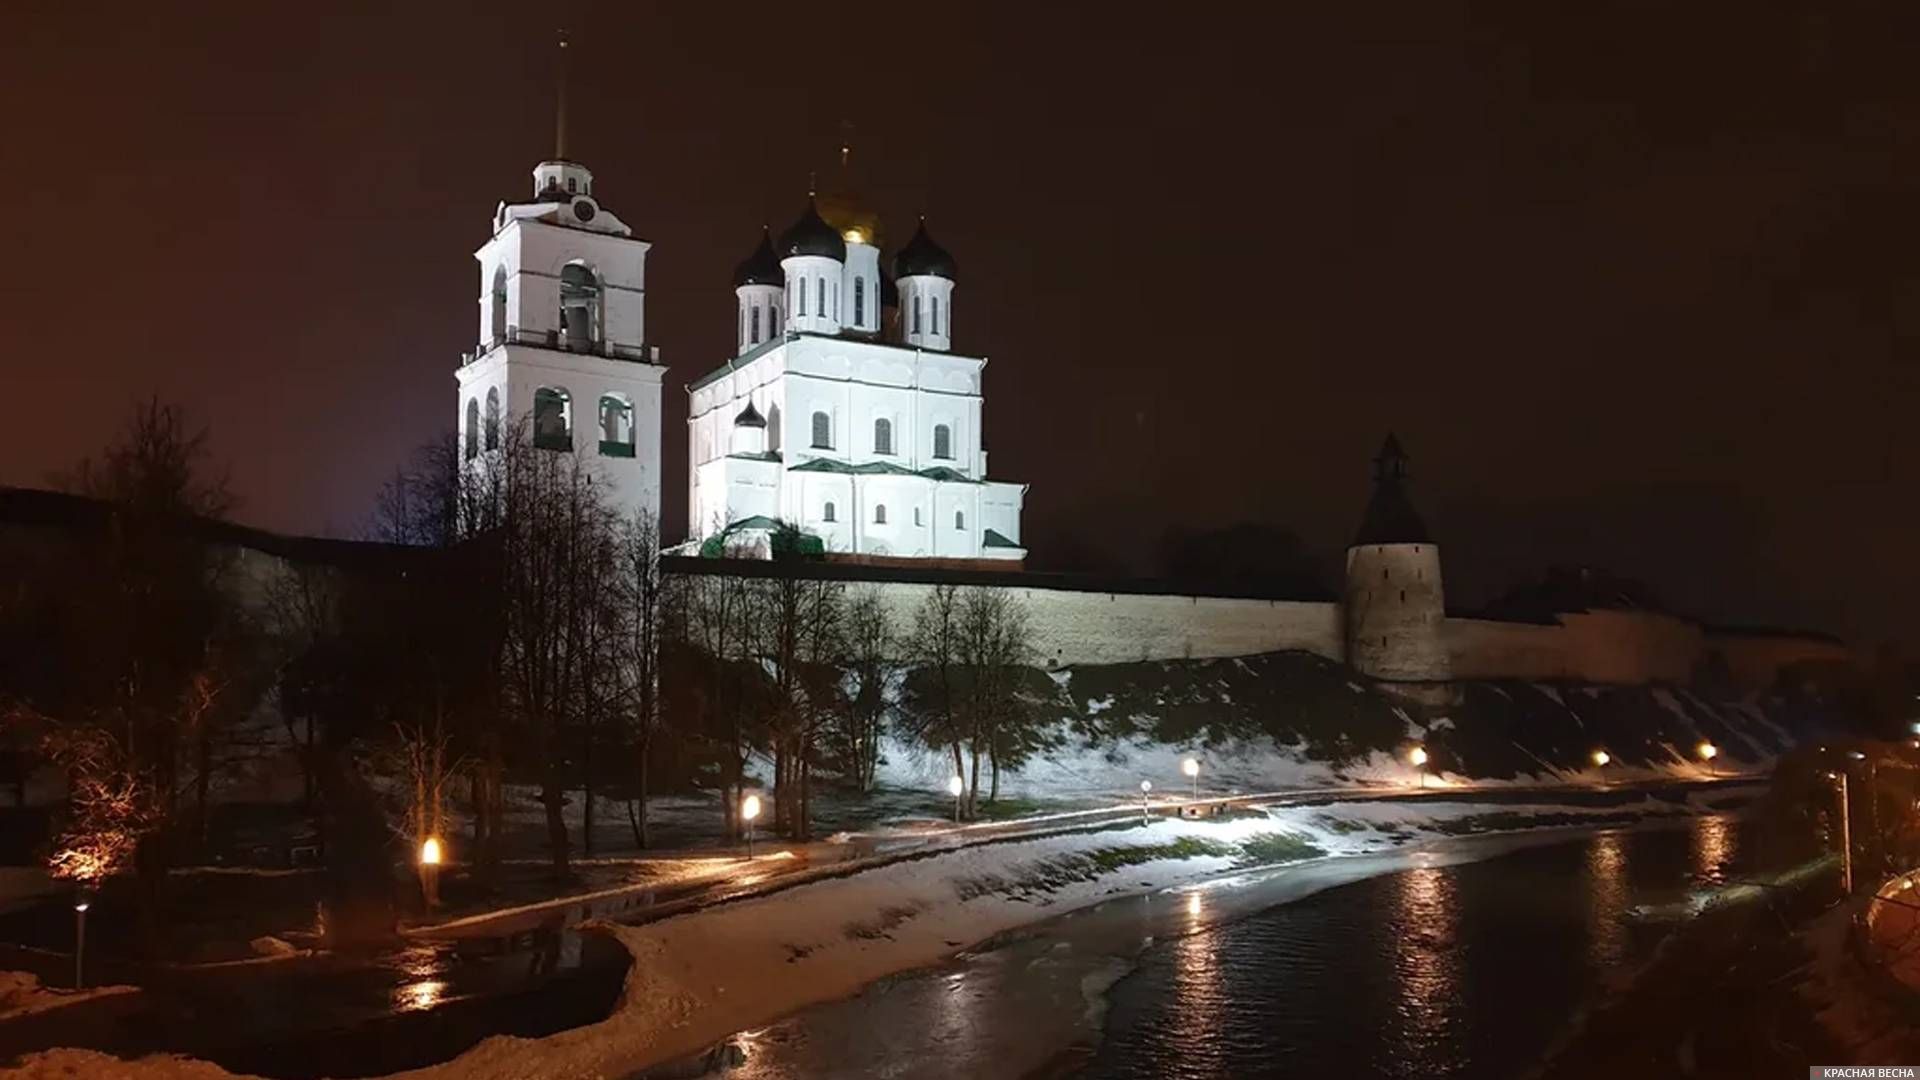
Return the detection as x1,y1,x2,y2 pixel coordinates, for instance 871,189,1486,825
4,789,1756,1080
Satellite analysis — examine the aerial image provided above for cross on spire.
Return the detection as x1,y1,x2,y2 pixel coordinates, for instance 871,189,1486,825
554,28,570,161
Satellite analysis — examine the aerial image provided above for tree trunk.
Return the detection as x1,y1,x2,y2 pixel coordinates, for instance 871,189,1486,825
628,734,650,849
989,745,1000,804
582,723,595,858
968,744,981,819
799,741,812,842
194,722,213,853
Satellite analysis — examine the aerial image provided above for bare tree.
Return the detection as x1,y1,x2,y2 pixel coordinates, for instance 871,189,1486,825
676,544,763,841
835,588,896,794
756,525,845,840
901,585,1036,817
614,509,671,847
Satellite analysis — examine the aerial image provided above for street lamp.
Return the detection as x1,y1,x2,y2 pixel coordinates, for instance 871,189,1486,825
741,794,762,858
1140,779,1153,823
73,891,91,991
418,836,443,911
1182,757,1201,801
948,775,965,823
1591,749,1611,768
1409,746,1429,788
1697,741,1718,778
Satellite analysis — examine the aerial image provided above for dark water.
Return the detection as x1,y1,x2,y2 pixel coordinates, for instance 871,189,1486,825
719,815,1752,1080
1080,816,1743,1080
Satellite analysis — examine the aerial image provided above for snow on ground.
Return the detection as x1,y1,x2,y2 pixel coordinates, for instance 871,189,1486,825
0,972,139,1023
7,795,1725,1080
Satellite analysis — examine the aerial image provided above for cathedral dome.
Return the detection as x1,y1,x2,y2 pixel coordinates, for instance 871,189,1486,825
893,218,957,281
777,199,847,261
733,227,782,287
733,402,767,428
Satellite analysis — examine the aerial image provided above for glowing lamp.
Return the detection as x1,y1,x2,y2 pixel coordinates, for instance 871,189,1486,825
73,899,89,913
1592,750,1610,767
742,795,762,822
843,229,866,244
1182,758,1200,779
420,837,443,866
947,775,965,798
1696,742,1718,761
1140,780,1153,793
1409,747,1429,768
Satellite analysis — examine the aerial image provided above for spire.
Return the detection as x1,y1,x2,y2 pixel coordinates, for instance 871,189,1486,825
1354,433,1429,546
554,28,570,161
1373,432,1410,484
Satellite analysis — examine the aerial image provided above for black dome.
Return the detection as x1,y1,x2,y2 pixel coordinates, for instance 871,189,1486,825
893,218,957,280
777,198,847,261
734,402,767,428
733,227,782,287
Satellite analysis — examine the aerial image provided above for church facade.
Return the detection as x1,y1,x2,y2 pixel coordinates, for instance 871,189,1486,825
683,201,1028,563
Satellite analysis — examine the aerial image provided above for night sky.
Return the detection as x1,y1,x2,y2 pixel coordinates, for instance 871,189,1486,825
5,2,1914,650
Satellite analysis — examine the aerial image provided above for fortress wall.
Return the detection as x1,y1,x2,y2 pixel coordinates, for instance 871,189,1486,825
1443,611,1705,684
1705,632,1855,691
848,579,1345,667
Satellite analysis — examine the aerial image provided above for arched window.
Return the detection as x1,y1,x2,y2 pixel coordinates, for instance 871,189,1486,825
954,509,965,530
798,278,808,318
750,305,761,344
874,417,893,455
932,295,941,335
932,423,952,460
811,410,832,449
533,386,572,451
854,276,866,325
914,507,923,527
819,278,828,320
874,504,887,525
484,388,501,450
766,403,781,452
464,398,480,460
490,266,508,345
599,394,635,457
560,262,601,350
913,296,923,334
823,501,837,523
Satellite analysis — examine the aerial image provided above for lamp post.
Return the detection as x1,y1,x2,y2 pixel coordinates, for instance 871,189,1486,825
1182,758,1201,801
418,836,442,912
1697,741,1718,779
1409,746,1429,789
1140,779,1153,824
948,775,965,823
73,890,91,991
741,794,761,858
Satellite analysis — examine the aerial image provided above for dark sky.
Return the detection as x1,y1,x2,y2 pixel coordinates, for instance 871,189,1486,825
4,2,1914,649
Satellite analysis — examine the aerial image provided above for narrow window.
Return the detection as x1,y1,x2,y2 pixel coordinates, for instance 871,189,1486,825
854,276,866,325
819,277,828,320
1400,590,1406,603
874,504,887,525
955,510,965,530
799,278,809,318
484,388,500,450
811,410,832,449
1382,568,1389,581
933,423,952,460
823,501,837,523
914,507,923,526
567,177,577,193
751,306,761,343
489,266,507,345
874,417,893,455
932,295,941,334
913,295,923,334
464,398,480,460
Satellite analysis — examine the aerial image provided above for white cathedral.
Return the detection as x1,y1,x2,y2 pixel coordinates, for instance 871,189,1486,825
455,147,1028,565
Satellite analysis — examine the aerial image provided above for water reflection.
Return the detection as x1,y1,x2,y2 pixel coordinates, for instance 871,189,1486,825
1584,830,1629,970
394,979,447,1012
1391,863,1459,1070
1689,815,1737,886
1167,891,1223,1076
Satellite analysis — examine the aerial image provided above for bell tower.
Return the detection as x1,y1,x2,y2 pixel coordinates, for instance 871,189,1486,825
453,32,667,524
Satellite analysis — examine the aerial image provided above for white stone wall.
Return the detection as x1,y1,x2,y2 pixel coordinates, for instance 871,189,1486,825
476,220,650,353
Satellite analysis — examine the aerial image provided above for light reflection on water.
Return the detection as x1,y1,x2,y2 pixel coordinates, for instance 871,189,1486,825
1690,813,1737,886
1390,864,1459,1072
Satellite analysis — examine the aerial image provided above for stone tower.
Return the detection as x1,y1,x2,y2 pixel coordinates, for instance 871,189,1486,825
1344,434,1450,682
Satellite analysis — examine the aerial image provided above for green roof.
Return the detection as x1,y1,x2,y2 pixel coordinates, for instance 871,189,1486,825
789,458,979,483
982,528,1022,549
697,515,826,558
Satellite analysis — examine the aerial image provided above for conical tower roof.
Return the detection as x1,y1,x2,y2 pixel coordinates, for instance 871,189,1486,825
1352,433,1430,546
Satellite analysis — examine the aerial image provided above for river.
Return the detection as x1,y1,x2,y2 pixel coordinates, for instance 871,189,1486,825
710,814,1753,1080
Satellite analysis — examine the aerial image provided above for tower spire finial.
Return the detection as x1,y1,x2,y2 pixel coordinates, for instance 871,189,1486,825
555,28,570,161
807,171,817,199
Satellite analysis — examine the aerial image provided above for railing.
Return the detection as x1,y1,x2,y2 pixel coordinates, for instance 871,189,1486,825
465,328,657,366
